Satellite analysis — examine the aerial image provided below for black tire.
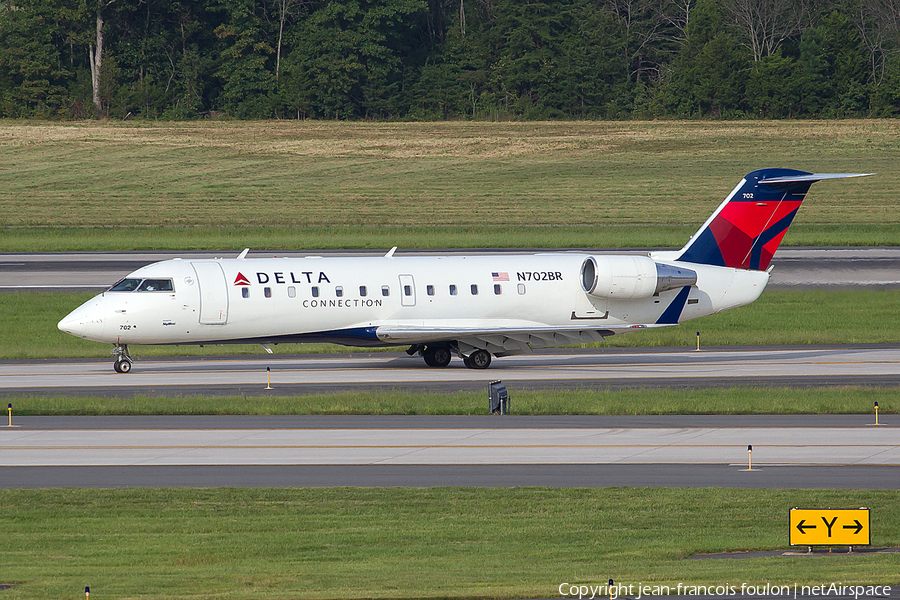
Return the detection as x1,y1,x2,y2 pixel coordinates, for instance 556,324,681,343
465,349,492,369
430,346,452,367
114,360,132,374
423,345,452,367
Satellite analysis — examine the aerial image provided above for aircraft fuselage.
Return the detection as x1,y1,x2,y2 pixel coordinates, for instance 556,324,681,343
59,253,766,349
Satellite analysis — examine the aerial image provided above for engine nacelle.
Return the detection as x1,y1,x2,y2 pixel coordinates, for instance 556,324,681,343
580,256,697,299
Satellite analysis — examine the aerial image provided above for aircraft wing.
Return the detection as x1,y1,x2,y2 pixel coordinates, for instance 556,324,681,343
375,323,675,357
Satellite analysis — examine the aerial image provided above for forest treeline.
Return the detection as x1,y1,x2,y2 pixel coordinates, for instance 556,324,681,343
2,0,899,120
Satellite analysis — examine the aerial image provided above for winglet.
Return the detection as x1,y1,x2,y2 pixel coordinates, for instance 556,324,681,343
385,246,397,258
237,248,250,259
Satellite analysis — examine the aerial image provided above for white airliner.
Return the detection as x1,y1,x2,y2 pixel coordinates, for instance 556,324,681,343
59,169,870,373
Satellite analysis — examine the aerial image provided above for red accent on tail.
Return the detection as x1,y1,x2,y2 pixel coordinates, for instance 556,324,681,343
708,200,802,269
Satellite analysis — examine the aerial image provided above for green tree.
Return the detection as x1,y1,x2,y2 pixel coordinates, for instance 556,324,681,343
744,51,801,117
108,0,219,118
0,0,72,116
215,0,277,117
283,0,426,118
819,10,868,116
663,0,746,116
797,25,829,114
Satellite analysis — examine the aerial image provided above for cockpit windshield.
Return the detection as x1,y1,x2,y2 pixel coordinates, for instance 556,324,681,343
138,279,174,292
109,278,141,291
108,278,174,292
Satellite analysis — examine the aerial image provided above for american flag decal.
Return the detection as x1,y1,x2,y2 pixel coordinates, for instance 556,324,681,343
492,272,509,281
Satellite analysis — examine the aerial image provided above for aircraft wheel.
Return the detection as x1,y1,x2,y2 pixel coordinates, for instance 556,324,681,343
430,346,452,367
114,360,132,374
464,349,492,369
423,345,452,367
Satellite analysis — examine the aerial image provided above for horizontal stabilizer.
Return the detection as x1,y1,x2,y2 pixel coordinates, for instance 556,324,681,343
759,173,874,185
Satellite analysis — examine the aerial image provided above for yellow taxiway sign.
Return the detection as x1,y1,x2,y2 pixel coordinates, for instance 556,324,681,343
789,508,870,546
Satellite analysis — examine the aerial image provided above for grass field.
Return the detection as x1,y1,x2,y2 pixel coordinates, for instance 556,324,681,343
9,289,898,360
2,488,898,600
1,120,897,250
7,386,896,416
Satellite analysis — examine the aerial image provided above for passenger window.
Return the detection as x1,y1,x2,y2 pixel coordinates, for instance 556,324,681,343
336,286,343,298
242,288,250,299
287,286,296,298
450,285,457,296
517,283,526,295
360,286,367,297
312,286,319,298
427,285,435,296
109,278,141,292
471,284,478,295
494,284,502,295
404,285,412,296
382,285,390,297
264,287,272,298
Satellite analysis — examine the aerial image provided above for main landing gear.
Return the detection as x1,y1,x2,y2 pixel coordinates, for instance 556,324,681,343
112,344,133,374
463,349,492,369
409,344,493,370
423,345,452,367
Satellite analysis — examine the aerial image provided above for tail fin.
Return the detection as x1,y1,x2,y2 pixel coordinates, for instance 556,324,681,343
675,169,872,271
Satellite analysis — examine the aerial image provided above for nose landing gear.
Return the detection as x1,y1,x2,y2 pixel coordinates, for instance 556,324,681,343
112,344,133,374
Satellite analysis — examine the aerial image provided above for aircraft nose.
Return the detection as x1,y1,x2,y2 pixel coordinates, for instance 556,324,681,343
58,299,107,341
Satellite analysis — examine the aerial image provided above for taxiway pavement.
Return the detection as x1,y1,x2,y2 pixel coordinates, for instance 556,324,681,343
1,415,895,488
1,345,898,396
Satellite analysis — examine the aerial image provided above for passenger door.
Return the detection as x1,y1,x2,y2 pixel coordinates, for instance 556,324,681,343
192,262,229,324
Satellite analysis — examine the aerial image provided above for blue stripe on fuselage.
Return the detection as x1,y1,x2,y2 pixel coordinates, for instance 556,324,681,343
184,327,384,347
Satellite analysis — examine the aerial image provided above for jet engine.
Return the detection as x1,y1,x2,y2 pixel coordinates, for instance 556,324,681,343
580,256,697,299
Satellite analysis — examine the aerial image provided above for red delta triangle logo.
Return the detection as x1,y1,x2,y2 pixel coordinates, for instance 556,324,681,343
234,272,251,286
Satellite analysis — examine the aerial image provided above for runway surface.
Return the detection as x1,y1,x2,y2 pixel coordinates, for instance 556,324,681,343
5,421,897,466
2,345,898,396
3,247,900,291
1,415,895,488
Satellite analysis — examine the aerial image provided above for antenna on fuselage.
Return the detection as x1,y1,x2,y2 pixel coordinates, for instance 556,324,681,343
237,248,250,259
